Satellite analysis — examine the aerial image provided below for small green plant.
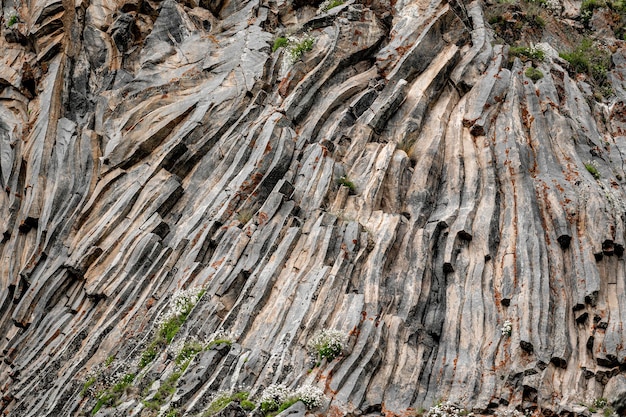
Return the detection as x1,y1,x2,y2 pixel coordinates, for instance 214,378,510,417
6,14,18,27
139,346,158,369
258,384,325,416
285,35,315,65
559,38,612,98
585,160,601,179
204,391,252,416
142,371,181,411
593,398,608,408
92,373,135,415
165,410,182,417
207,338,232,349
318,0,345,13
336,176,356,194
525,67,544,82
272,37,288,52
176,339,204,371
510,46,545,62
307,329,345,362
138,288,205,369
581,0,606,25
81,376,97,397
104,355,115,367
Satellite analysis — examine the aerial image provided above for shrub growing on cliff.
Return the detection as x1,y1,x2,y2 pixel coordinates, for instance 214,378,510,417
501,320,513,336
425,401,474,417
525,67,544,82
318,0,344,13
285,35,315,66
204,391,253,416
258,384,326,415
272,37,288,52
585,160,601,179
510,45,545,62
139,287,205,369
559,38,612,97
337,176,356,194
307,329,345,362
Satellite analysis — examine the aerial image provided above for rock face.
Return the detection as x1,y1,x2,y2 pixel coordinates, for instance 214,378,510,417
0,0,626,415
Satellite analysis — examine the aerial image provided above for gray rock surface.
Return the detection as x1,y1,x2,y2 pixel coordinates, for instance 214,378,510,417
0,0,625,416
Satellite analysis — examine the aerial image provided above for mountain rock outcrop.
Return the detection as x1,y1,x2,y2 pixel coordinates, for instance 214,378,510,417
1,0,626,415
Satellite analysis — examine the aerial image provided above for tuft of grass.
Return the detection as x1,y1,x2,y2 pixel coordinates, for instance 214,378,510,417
336,176,356,194
585,162,601,179
525,67,544,82
272,37,288,52
268,398,299,417
81,376,96,397
203,391,252,416
175,340,204,371
142,372,181,411
241,399,256,410
104,355,115,367
559,38,612,98
92,373,135,415
6,15,18,27
510,46,545,62
320,0,345,12
139,345,159,369
581,0,606,25
207,339,232,349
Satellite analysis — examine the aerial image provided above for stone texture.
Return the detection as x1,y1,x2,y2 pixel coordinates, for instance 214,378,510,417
0,0,625,416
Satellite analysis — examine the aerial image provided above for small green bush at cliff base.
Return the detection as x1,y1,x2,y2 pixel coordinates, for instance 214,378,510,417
425,401,474,417
207,338,232,349
524,67,544,82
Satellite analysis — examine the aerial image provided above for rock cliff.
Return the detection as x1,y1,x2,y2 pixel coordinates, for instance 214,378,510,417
1,0,626,415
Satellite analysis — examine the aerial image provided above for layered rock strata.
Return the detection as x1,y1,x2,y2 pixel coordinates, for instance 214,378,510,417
0,0,626,415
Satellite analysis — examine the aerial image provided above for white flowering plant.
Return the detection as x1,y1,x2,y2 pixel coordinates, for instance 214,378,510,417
307,329,345,362
139,287,205,369
294,385,326,409
501,320,512,337
283,34,315,67
495,409,529,417
258,383,326,414
259,384,294,413
425,401,474,417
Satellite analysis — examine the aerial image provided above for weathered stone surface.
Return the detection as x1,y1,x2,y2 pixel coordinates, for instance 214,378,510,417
0,0,625,416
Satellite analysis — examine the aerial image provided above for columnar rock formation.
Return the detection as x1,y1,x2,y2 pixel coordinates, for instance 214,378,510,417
1,0,626,415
